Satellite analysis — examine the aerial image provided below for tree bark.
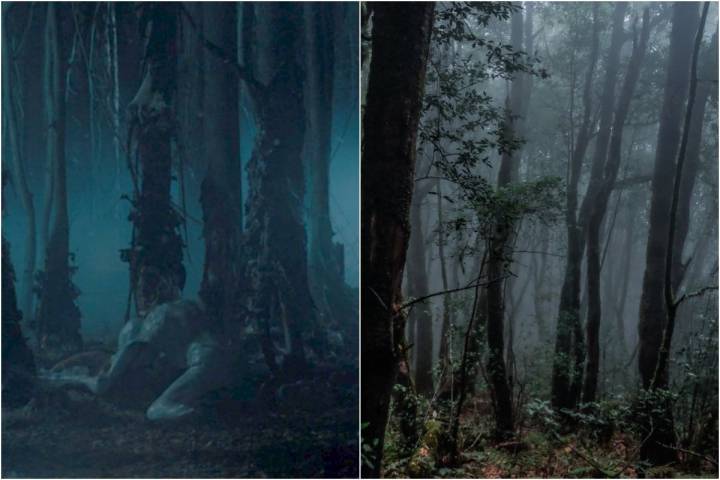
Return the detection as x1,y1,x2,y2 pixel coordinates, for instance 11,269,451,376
407,185,433,396
125,4,185,318
36,2,83,360
551,4,599,412
637,2,700,465
242,3,313,377
582,4,646,404
1,238,36,407
199,3,242,336
305,5,344,319
671,28,717,292
2,8,37,324
484,7,531,440
106,3,122,189
361,3,434,476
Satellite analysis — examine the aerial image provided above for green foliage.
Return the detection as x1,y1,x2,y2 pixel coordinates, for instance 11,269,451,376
361,422,380,470
526,398,561,431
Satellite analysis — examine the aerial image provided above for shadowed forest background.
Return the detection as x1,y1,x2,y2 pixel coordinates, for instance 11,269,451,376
2,2,358,477
361,1,718,478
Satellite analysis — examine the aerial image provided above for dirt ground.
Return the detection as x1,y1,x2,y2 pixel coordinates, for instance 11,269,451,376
2,381,358,478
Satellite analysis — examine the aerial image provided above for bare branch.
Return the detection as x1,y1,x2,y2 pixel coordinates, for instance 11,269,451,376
400,274,507,311
675,285,718,308
179,5,266,97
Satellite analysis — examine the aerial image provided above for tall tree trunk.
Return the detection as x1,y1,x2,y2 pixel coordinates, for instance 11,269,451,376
243,3,312,377
125,4,185,318
437,177,452,368
2,238,36,407
614,197,638,359
106,3,122,190
407,185,433,396
581,3,645,404
2,8,37,324
532,228,549,343
178,3,205,177
36,2,82,361
485,7,531,440
305,5,344,331
199,3,242,336
671,28,718,292
551,4,599,412
637,2,700,466
86,4,100,215
361,3,434,476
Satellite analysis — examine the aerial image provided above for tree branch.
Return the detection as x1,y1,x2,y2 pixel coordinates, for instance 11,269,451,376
179,5,266,96
675,285,718,308
400,275,507,311
612,174,651,190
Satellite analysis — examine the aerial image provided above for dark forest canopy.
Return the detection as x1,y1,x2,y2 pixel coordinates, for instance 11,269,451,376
361,1,718,478
1,2,359,477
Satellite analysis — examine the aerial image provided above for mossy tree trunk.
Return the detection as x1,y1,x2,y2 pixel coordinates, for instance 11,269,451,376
125,4,185,319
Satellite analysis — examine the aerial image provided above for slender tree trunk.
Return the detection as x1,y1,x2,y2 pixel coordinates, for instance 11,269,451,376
86,4,100,215
671,29,717,292
106,3,121,190
305,5,344,328
178,3,205,177
637,2,701,465
614,198,637,358
36,2,82,360
582,4,647,404
361,3,434,476
2,238,36,407
437,177,452,367
551,4,599,412
407,185,433,396
532,228,549,343
2,11,37,324
199,3,242,336
485,7,532,440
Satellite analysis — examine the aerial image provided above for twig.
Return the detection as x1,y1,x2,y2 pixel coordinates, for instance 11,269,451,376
658,443,718,467
179,5,266,96
400,275,508,311
675,285,718,308
552,432,620,478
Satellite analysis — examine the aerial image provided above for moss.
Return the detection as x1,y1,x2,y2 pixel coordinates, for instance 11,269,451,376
407,419,443,477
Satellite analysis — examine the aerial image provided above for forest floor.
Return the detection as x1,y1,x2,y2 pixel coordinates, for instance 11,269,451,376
2,369,358,478
382,395,718,479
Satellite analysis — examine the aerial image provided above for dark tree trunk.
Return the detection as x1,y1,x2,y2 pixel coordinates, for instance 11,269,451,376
2,8,37,325
436,177,453,369
305,5,344,319
407,185,433,396
199,3,243,336
125,4,185,319
484,7,532,440
582,4,646,404
531,228,549,343
361,3,434,476
2,238,36,407
178,3,205,177
614,197,638,359
671,29,717,292
243,3,312,377
551,4,599,412
36,3,82,361
637,2,700,466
